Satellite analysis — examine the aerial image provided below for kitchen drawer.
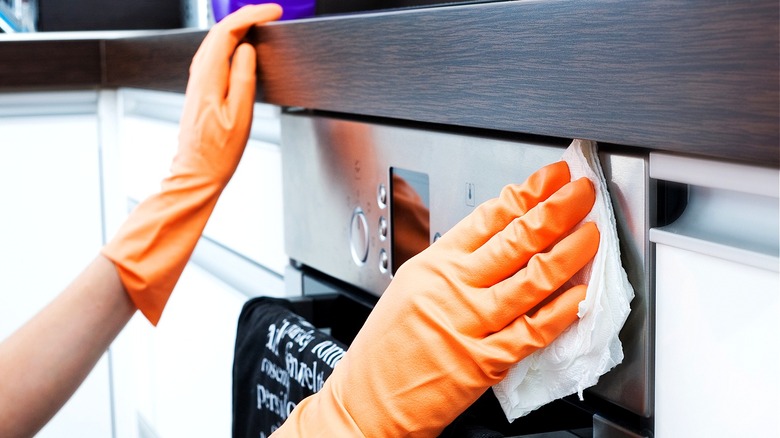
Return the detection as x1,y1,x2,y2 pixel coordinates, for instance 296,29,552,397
118,114,178,203
203,136,287,274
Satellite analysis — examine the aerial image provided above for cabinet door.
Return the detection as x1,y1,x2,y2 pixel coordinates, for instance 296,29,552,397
131,263,247,438
651,153,780,436
0,107,113,437
655,246,779,436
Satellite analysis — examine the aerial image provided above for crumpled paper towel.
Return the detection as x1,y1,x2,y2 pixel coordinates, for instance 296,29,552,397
492,139,634,421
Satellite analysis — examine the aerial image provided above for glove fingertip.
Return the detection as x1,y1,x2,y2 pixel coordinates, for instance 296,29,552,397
568,177,597,210
494,283,586,362
260,3,284,20
524,161,571,197
222,3,283,28
549,160,572,179
233,42,258,78
582,221,600,245
532,283,587,338
576,222,601,263
494,160,572,220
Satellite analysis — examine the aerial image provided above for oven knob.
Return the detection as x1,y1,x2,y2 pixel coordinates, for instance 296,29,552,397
378,216,388,241
377,183,388,208
349,208,369,265
379,248,389,273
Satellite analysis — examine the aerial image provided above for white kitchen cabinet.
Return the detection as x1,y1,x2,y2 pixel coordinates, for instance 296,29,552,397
651,153,780,437
0,91,113,437
130,263,248,438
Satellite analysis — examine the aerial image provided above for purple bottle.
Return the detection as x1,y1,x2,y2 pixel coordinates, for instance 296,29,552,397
212,0,316,22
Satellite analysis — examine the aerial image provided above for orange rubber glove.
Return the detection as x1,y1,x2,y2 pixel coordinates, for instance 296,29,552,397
273,161,600,437
101,4,283,325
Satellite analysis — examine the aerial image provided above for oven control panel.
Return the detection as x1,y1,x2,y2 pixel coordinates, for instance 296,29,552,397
281,112,563,293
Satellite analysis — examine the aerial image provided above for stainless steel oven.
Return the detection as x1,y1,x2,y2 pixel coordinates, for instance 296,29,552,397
280,111,658,437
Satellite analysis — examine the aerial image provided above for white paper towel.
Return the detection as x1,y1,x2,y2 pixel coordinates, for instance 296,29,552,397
492,139,634,421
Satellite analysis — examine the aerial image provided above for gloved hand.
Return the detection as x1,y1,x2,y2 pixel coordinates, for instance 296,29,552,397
102,4,283,325
273,161,600,437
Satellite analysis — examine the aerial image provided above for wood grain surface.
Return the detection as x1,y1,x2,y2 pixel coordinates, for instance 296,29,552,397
102,31,205,93
256,0,779,165
0,39,102,88
0,1,777,165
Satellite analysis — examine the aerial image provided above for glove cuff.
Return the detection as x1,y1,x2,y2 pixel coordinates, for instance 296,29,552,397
102,177,221,325
273,378,365,437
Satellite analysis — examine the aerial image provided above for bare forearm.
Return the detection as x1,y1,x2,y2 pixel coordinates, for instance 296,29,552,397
0,255,136,437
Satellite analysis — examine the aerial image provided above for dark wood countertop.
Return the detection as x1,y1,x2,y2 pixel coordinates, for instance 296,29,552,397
256,0,779,166
0,29,204,92
1,0,778,166
102,30,205,92
0,36,103,89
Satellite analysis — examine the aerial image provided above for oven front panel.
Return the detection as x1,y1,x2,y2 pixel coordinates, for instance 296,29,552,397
280,112,654,423
281,114,564,293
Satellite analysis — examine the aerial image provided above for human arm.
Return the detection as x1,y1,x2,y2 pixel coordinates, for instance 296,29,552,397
0,5,282,436
0,256,133,437
273,161,600,437
101,3,283,325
